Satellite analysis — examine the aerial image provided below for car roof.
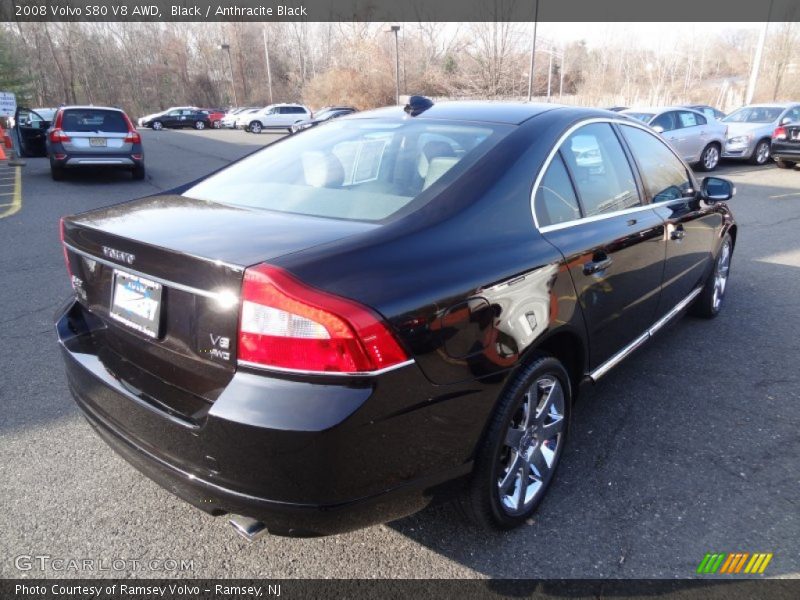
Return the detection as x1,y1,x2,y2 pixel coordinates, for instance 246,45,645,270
624,106,699,114
58,105,125,112
351,101,569,125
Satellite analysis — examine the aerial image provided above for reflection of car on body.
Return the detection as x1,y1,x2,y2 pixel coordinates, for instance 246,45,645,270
141,107,210,130
290,106,357,134
242,103,311,133
622,106,726,171
45,105,144,181
769,120,800,169
57,97,737,538
721,103,800,165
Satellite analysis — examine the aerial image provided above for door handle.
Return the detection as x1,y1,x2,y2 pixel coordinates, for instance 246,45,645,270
583,255,613,275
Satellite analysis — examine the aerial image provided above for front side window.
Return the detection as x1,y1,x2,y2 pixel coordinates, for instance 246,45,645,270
651,111,678,132
723,107,783,124
560,123,640,217
183,119,506,222
620,125,692,203
534,153,581,227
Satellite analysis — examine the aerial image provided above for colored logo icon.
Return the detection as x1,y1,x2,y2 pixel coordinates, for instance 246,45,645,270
697,552,773,574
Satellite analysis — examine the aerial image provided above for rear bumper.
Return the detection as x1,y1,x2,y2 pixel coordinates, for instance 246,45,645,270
56,299,479,536
769,142,800,162
50,150,143,169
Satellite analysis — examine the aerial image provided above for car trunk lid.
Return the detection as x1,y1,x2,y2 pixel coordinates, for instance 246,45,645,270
62,194,376,409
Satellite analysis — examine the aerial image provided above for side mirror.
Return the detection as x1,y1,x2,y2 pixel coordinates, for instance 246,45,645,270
652,125,665,134
781,117,792,125
702,176,735,202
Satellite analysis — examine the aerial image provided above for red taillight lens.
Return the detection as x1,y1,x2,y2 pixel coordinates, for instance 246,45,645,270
49,128,70,143
773,126,787,140
124,131,141,144
238,264,409,373
59,217,73,281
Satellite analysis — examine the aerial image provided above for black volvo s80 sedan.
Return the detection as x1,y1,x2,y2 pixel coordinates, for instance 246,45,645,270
57,98,736,538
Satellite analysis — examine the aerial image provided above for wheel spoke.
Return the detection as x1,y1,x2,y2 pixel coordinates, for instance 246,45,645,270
541,414,565,438
521,390,533,429
535,380,562,426
498,452,523,495
530,446,549,480
514,457,530,510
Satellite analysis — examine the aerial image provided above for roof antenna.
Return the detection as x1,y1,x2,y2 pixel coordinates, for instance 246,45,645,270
404,96,434,117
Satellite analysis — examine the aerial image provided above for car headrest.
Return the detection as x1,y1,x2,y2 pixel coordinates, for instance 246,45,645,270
417,141,457,178
423,156,459,190
302,151,345,188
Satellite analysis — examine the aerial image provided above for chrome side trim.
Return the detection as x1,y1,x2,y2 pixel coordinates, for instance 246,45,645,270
588,286,703,382
237,358,416,378
63,242,235,302
530,117,692,232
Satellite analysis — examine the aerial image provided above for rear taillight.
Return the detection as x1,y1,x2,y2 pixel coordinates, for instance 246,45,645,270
59,217,73,281
49,128,70,143
238,264,408,373
773,126,787,140
123,113,141,144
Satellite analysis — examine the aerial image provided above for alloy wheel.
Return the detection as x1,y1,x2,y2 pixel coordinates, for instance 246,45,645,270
497,376,566,515
756,141,770,164
195,121,205,130
703,146,719,170
250,122,262,134
152,121,162,130
712,241,731,311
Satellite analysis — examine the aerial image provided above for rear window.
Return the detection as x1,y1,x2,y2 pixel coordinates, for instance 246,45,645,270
61,109,128,133
624,112,655,123
182,119,509,222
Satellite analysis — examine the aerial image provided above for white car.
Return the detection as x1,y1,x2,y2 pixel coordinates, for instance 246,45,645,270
221,107,257,129
240,104,311,133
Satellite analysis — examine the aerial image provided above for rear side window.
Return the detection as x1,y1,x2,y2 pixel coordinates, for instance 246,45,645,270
61,109,128,133
677,111,706,127
620,125,692,203
651,111,677,132
535,153,581,227
560,123,640,217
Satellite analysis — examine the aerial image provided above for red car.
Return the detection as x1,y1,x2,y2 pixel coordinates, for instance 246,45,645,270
201,109,226,129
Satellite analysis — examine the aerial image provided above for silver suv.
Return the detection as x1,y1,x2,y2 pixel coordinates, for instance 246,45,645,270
243,104,311,133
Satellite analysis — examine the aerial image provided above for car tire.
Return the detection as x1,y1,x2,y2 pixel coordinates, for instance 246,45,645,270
775,159,796,169
458,354,571,530
749,139,771,165
132,165,146,180
249,121,262,134
194,120,206,130
697,143,721,171
151,121,163,131
50,165,65,181
692,233,733,319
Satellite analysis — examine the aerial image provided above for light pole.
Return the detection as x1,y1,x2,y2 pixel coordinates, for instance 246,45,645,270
218,43,238,106
262,25,274,105
386,25,401,105
527,0,539,101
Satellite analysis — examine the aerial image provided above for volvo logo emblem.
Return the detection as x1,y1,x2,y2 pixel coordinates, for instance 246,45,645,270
102,246,135,265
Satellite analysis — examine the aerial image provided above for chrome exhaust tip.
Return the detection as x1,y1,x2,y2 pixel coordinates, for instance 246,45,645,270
228,514,268,541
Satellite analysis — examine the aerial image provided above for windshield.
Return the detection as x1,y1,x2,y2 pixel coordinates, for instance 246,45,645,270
623,112,654,123
723,107,784,124
61,109,128,133
183,118,508,222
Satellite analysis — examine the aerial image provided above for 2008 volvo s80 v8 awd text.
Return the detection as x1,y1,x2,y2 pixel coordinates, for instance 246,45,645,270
57,98,736,538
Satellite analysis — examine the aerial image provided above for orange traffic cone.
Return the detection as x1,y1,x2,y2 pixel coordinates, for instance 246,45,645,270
0,124,7,160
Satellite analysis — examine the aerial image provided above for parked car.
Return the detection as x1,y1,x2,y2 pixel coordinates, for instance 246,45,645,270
604,106,628,112
770,121,800,168
290,106,357,134
243,103,311,133
220,107,256,129
721,103,800,165
57,99,736,537
682,104,726,121
622,106,726,170
142,108,210,130
137,106,196,128
12,106,53,156
201,108,227,129
234,108,263,130
45,105,144,181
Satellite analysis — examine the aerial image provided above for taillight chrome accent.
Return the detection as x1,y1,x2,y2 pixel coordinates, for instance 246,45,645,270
238,264,409,374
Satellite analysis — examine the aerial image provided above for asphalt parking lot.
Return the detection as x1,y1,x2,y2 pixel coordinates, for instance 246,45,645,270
0,127,798,579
